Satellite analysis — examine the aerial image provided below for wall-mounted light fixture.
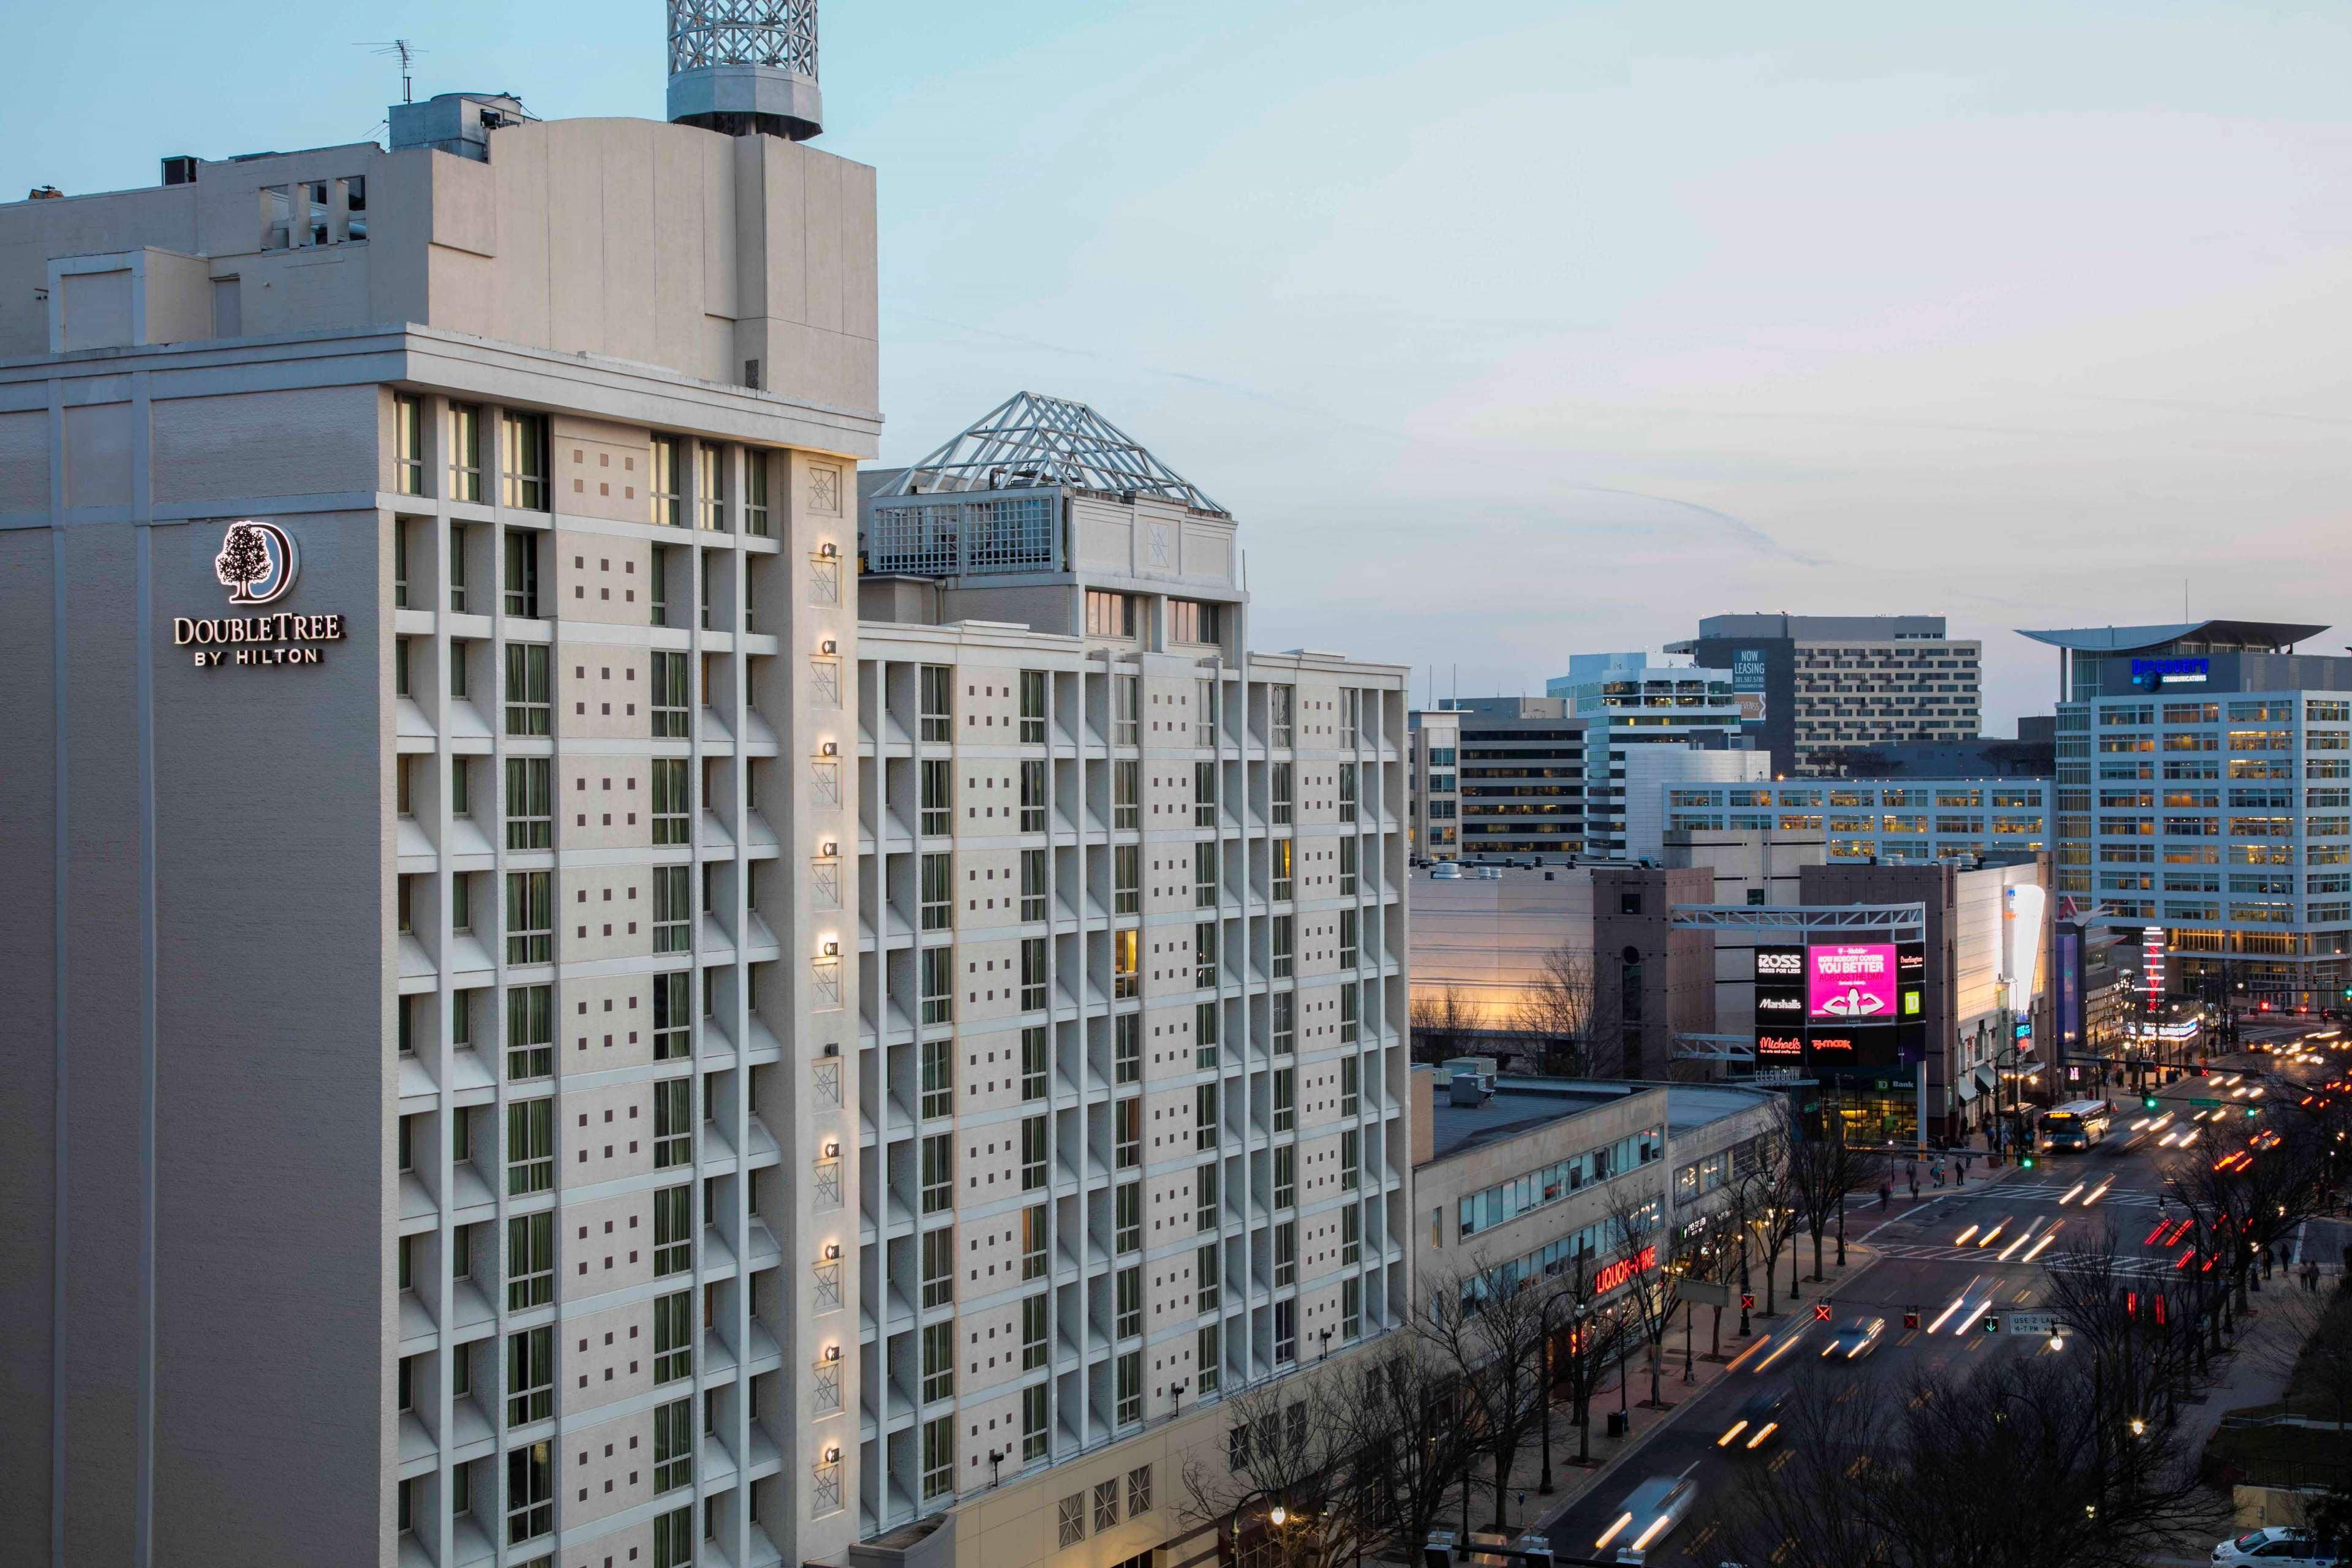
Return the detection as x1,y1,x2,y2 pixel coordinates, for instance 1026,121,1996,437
824,1344,842,1362
823,1242,842,1261
820,741,838,757
823,940,840,957
819,543,839,559
823,1139,841,1159
821,840,839,858
823,1444,842,1464
821,639,837,655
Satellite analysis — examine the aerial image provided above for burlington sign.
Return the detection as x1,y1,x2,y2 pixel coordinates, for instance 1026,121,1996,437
176,520,345,667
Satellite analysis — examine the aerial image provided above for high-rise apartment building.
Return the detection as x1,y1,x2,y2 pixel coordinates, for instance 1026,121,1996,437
2024,619,2350,1011
851,394,1412,1550
1410,699,1588,860
0,10,876,1559
1669,614,1982,776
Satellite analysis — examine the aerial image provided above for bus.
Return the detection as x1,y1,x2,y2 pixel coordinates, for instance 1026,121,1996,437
2040,1099,2115,1152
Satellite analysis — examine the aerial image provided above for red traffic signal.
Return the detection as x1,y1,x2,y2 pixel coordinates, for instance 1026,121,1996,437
1903,1307,1920,1330
1813,1302,1833,1322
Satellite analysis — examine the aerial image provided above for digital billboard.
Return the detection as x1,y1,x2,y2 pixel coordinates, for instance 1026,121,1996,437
1809,944,1898,1022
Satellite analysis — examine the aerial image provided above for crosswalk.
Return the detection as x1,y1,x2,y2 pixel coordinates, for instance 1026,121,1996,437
1868,1239,2185,1276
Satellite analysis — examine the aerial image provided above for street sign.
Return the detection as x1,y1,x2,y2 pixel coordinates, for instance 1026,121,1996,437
2007,1312,2058,1337
2191,1098,2221,1109
1681,1280,1734,1309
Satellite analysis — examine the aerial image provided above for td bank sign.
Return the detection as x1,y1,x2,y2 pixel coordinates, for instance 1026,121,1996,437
176,520,347,667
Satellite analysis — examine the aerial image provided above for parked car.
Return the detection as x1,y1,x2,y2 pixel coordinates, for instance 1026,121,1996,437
2212,1528,2342,1565
1594,1472,1699,1564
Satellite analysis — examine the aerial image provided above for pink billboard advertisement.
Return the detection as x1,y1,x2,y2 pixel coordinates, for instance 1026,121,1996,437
1808,943,1898,1021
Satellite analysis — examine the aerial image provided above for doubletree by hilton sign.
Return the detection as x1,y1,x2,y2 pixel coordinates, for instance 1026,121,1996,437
176,520,346,667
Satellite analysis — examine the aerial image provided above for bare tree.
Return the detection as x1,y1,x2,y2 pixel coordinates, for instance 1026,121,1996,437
1732,1106,1800,1313
2040,1223,2217,1434
1787,1115,1883,1281
1540,1244,1639,1469
1180,1377,1374,1568
1419,1261,1558,1532
1329,1333,1483,1564
1721,1349,2223,1568
1409,986,1477,1061
2249,1275,2352,1430
1508,943,1599,1076
1604,1184,1677,1408
2164,1114,2332,1315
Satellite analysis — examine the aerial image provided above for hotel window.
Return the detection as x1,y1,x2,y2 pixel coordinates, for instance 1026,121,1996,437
1020,669,1049,743
1022,937,1048,1011
393,524,410,608
1114,761,1139,829
1114,928,1140,998
1275,1298,1296,1365
921,1039,954,1120
1196,761,1217,826
653,1185,692,1275
1273,1145,1295,1208
1343,1276,1362,1340
653,866,690,954
505,872,551,965
694,443,725,530
1115,845,1142,914
1341,1203,1361,1266
922,1227,955,1309
1085,589,1135,638
1194,842,1218,908
1272,990,1294,1055
1115,1181,1142,1253
743,450,771,537
1194,922,1217,989
448,638,470,698
1115,1264,1142,1338
448,527,469,612
1341,1128,1360,1191
653,972,691,1060
1341,990,1360,1049
1170,599,1219,646
921,760,952,837
649,547,671,627
921,853,953,930
505,1099,552,1195
394,637,412,698
654,1079,692,1169
1020,1115,1048,1190
1196,1084,1219,1152
1115,1012,1140,1084
1022,1385,1050,1462
921,1134,953,1214
1021,760,1048,832
1114,1098,1140,1169
396,756,414,816
650,650,690,738
504,530,545,619
505,1441,551,1545
1197,1325,1221,1395
1272,838,1293,902
652,1507,692,1568
920,665,953,742
653,1291,692,1382
1022,848,1047,921
1339,835,1359,895
652,1397,693,1493
1115,1350,1142,1427
448,404,483,502
395,394,425,496
652,759,691,846
1270,685,1294,748
1340,908,1359,969
1020,1026,1049,1100
1020,1292,1050,1369
921,946,954,1025
1196,1000,1219,1068
1272,916,1294,979
1021,1201,1047,1277
1272,763,1294,825
398,1232,414,1291
501,413,548,510
503,644,549,735
650,435,682,526
1273,1068,1295,1132
1275,1222,1297,1287
921,1321,954,1403
1114,675,1140,746
1339,764,1359,823
450,873,473,935
505,985,551,1079
1341,688,1361,748
1197,1245,1220,1311
921,1415,954,1501
506,1211,552,1311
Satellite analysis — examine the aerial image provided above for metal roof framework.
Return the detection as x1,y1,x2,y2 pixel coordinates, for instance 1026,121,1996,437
877,391,1226,514
1670,902,1927,938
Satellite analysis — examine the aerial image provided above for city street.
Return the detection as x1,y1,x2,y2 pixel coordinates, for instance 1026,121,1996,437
1534,1020,2348,1566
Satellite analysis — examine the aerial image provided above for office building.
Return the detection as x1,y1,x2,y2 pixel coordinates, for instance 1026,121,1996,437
1618,747,1772,863
1406,707,1459,858
3,28,878,1564
1411,699,1588,861
1658,778,2050,865
1668,614,1982,777
1412,1073,1781,1306
1407,864,1713,1079
2024,619,2351,1012
850,394,1412,1559
1544,654,1746,858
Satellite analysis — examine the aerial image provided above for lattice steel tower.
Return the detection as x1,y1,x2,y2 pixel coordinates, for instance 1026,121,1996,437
667,0,823,140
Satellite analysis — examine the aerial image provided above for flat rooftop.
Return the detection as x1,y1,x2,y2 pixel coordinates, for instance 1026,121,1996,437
1423,1076,1773,1163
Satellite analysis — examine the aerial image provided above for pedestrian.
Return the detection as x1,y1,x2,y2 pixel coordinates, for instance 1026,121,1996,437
1909,1166,1920,1199
1956,1157,1966,1187
1932,1159,1945,1188
1880,1179,1891,1211
2264,1248,2275,1281
2306,1261,2321,1294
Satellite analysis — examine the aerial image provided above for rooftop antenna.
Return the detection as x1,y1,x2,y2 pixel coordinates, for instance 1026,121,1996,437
363,39,422,104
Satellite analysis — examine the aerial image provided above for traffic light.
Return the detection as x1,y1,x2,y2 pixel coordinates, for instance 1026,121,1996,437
2247,1107,2260,1118
1741,1292,1755,1312
1981,1314,2002,1334
1903,1306,1921,1330
1814,1302,1833,1322
2021,1153,2037,1169
2143,1095,2160,1110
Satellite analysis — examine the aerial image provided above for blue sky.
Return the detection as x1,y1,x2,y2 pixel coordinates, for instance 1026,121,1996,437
12,1,2351,727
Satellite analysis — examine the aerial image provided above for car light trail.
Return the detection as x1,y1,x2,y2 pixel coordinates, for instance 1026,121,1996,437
1726,1335,1771,1373
1746,1422,1777,1449
2023,1230,2060,1262
1755,1333,1804,1371
2084,1180,2113,1206
1630,1515,1674,1554
1977,1219,2008,1248
1953,1224,1980,1245
1717,1420,1747,1447
1596,1513,1634,1550
2057,1183,2085,1205
1998,1219,2040,1261
1927,1282,1980,1335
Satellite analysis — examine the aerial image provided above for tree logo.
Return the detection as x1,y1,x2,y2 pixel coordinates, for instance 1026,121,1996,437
214,520,298,605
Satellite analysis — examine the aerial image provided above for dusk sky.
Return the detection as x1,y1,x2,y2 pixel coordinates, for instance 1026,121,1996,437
11,0,2348,728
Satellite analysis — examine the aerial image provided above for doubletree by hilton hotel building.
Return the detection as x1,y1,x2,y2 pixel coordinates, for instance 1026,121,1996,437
0,39,1412,1568
2027,619,2352,1012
